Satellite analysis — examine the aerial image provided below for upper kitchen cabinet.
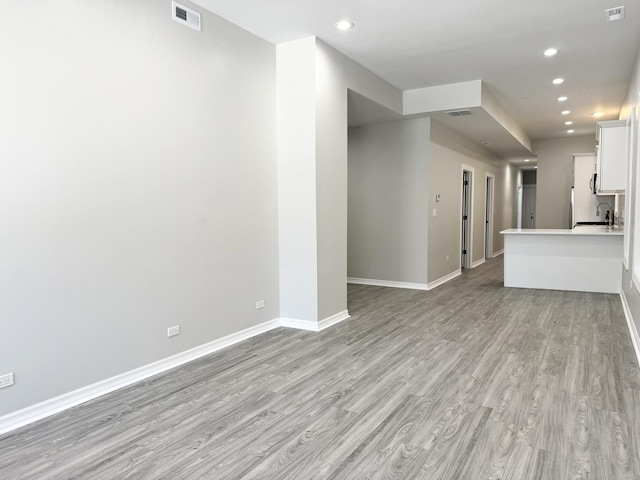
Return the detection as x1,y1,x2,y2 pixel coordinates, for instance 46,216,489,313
596,119,628,193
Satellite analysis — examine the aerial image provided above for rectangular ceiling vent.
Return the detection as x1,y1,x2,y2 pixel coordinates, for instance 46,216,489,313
446,109,472,117
605,6,625,22
172,1,201,31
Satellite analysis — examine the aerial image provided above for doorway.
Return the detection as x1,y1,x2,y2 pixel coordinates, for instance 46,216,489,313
522,185,536,228
461,167,473,269
485,174,494,259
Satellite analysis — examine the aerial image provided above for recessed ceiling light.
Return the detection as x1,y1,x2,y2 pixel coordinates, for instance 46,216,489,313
593,112,604,118
534,166,538,169
552,78,564,85
567,129,575,134
558,96,568,102
334,19,354,30
544,48,558,57
524,159,530,162
565,121,573,125
562,110,571,115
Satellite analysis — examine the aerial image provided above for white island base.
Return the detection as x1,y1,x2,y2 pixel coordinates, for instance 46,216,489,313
501,228,623,294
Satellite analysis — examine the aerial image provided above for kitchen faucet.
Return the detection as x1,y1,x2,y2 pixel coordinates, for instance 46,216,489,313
596,202,613,226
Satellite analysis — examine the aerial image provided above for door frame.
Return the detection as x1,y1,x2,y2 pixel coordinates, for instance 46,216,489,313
522,184,537,228
460,165,474,269
485,173,495,260
517,170,523,232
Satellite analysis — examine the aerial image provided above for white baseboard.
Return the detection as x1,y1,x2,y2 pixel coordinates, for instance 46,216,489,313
0,310,355,436
347,277,429,291
427,269,461,290
279,317,319,331
493,249,504,257
0,318,281,436
349,272,462,292
280,310,350,332
471,258,486,269
620,289,640,368
319,310,350,330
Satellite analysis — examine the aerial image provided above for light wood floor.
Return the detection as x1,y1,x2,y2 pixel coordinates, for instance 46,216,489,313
1,258,639,479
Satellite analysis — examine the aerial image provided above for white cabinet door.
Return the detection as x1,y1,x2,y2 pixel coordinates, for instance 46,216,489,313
597,120,628,192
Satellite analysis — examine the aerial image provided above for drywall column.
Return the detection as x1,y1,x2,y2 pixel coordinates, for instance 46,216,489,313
315,43,349,321
277,38,319,324
277,38,403,327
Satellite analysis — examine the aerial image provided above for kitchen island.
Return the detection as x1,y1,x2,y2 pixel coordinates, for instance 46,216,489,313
500,227,623,294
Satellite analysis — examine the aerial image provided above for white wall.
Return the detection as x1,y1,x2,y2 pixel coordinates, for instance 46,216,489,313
277,38,319,322
348,119,430,284
621,45,640,339
500,163,520,237
533,136,597,229
0,0,279,416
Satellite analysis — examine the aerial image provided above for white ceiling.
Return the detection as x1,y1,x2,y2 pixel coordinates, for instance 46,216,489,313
192,0,640,160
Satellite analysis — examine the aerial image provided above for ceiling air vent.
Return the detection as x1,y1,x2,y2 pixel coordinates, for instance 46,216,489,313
446,109,472,117
172,1,201,31
605,6,625,22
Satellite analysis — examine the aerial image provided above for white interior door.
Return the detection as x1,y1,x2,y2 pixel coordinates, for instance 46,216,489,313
522,185,536,228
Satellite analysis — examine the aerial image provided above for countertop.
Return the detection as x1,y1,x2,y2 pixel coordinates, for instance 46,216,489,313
501,226,623,236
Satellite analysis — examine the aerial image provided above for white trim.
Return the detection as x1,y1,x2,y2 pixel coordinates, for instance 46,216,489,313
461,164,475,269
493,249,504,257
318,310,350,330
620,289,640,367
634,271,640,294
516,171,523,231
0,309,356,436
0,318,281,436
279,317,320,331
471,258,486,269
427,269,462,290
485,173,495,261
347,277,429,291
278,311,351,332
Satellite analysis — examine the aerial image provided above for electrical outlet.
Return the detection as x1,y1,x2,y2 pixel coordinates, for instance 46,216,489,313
446,254,450,261
432,209,437,217
256,300,265,309
0,373,14,389
167,325,180,338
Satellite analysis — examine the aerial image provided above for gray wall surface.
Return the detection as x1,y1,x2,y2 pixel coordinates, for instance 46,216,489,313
0,0,279,415
621,45,640,347
533,136,597,229
347,119,430,284
277,38,403,324
314,40,404,320
347,118,518,287
428,122,513,282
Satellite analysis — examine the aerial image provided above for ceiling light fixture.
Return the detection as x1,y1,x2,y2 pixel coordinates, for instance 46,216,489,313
593,112,604,118
558,96,568,102
567,129,575,134
524,159,530,162
334,20,354,30
544,48,558,57
552,78,564,85
562,110,571,115
565,121,573,125
534,166,538,169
